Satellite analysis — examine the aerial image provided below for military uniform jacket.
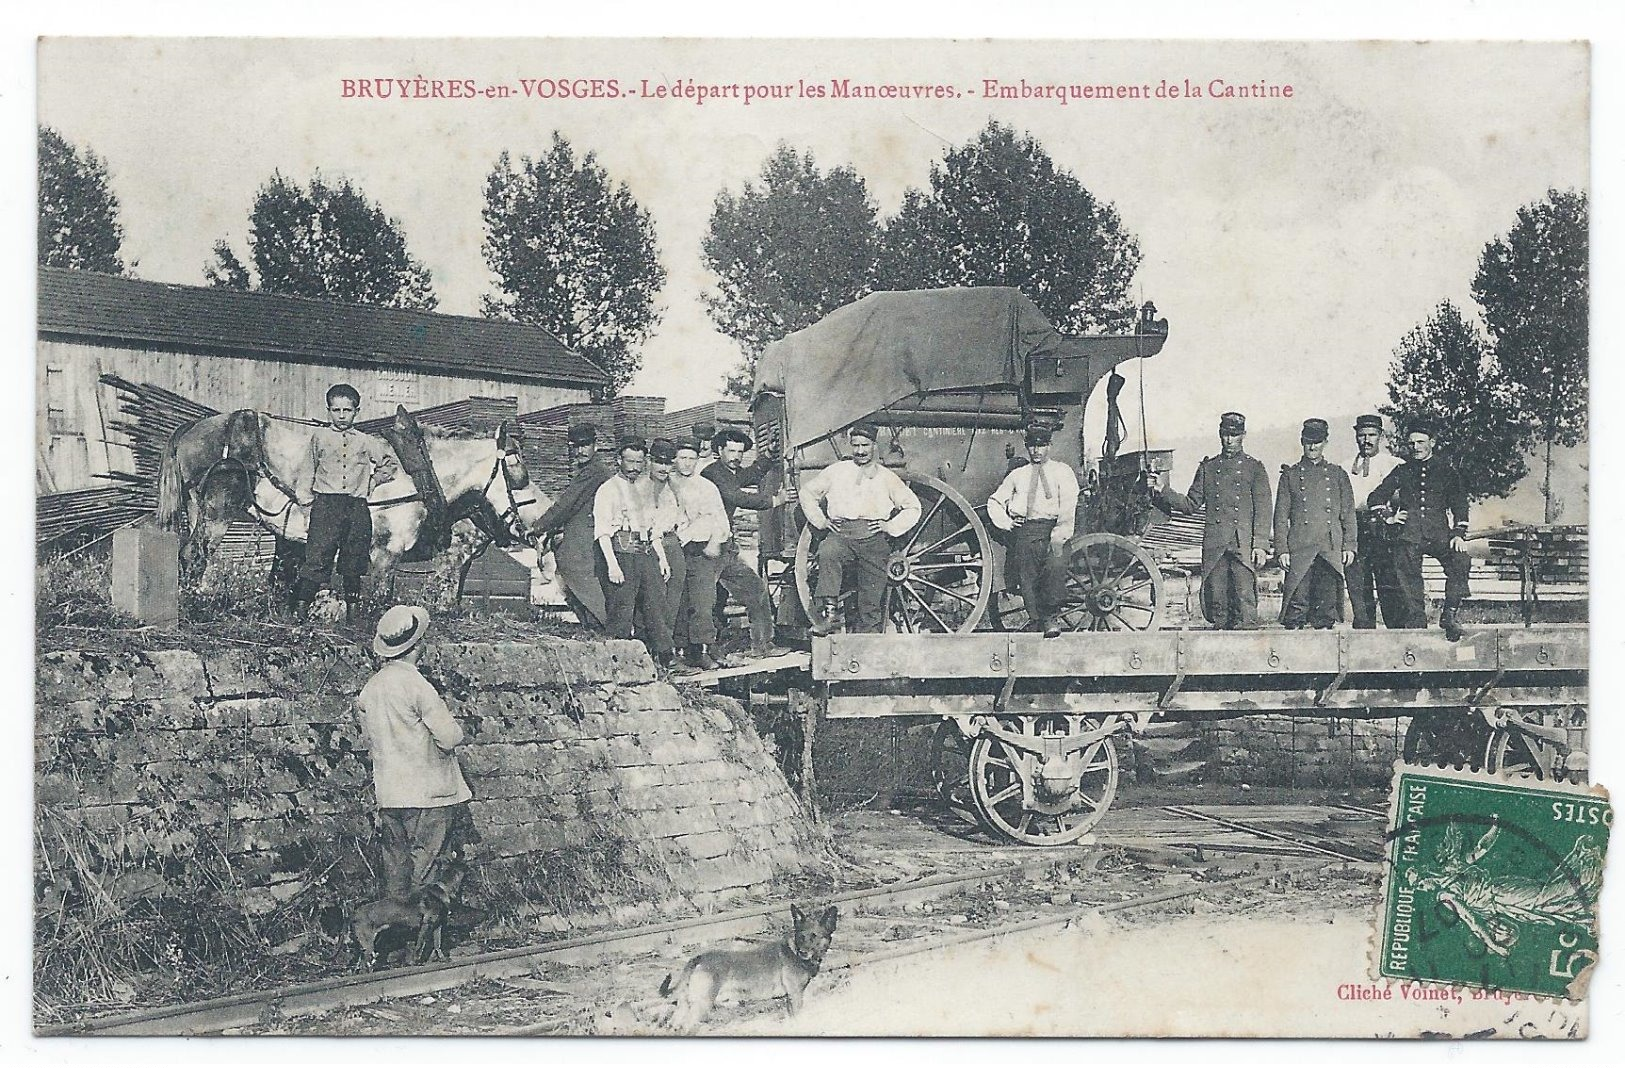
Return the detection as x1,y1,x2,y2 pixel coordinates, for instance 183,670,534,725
1274,457,1358,612
1159,452,1273,577
1365,458,1469,545
536,458,616,625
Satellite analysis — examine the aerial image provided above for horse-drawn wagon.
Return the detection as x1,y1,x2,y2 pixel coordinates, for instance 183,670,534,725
745,288,1589,847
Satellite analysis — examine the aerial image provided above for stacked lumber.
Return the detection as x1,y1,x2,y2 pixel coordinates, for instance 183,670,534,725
36,485,150,553
356,395,518,436
98,373,218,485
1480,526,1588,586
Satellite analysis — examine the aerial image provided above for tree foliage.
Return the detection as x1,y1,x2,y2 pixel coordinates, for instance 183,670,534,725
481,134,665,396
1471,188,1588,454
38,126,126,274
206,171,437,310
1381,300,1530,501
703,144,881,397
876,121,1142,333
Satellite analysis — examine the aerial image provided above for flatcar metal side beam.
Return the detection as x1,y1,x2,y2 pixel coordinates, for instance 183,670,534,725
824,683,1588,719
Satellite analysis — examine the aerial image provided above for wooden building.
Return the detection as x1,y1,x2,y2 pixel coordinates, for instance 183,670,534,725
37,267,608,492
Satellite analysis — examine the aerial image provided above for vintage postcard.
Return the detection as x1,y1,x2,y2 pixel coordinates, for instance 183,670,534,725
32,35,1598,1040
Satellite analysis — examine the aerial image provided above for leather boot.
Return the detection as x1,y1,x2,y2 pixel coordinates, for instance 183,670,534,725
810,598,842,637
345,596,363,629
291,578,319,622
688,645,718,671
1441,605,1464,642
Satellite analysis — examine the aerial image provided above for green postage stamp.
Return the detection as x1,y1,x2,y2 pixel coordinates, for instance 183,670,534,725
1376,763,1610,1000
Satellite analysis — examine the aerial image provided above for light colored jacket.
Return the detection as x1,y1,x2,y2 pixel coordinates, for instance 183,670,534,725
355,660,472,809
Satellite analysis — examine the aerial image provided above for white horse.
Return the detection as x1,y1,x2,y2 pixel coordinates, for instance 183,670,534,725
248,413,555,582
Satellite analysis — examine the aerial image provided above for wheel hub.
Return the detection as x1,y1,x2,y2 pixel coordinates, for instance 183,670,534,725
886,552,910,581
1091,586,1119,613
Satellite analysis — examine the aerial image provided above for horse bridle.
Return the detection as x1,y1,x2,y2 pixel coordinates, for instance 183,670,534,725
478,447,540,547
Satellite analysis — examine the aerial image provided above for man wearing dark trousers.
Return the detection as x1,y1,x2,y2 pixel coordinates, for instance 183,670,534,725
1274,419,1358,630
593,437,674,664
1366,421,1472,641
1153,411,1272,629
639,438,687,659
986,424,1080,637
536,423,615,631
1346,414,1404,628
799,421,922,634
293,383,398,624
671,440,730,671
702,427,792,661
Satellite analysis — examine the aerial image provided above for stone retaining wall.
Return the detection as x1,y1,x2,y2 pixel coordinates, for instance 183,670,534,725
35,638,825,936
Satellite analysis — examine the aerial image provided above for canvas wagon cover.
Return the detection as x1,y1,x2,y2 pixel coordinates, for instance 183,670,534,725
753,287,1064,450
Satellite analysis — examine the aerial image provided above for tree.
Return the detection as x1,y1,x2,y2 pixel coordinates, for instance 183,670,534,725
1381,300,1531,502
481,134,665,396
1472,189,1588,523
207,171,437,310
38,126,126,273
876,121,1142,334
703,144,881,397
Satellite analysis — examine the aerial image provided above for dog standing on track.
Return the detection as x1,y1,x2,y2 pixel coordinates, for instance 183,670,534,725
349,856,468,970
658,904,839,1032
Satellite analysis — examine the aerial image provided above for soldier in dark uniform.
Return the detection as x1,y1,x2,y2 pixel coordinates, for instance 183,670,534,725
1153,411,1273,629
1366,421,1472,640
1273,418,1358,629
536,423,615,631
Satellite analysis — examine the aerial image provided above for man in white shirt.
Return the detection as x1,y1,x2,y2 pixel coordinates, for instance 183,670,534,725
1347,414,1404,629
986,425,1080,638
593,437,673,664
638,438,687,659
800,421,922,634
672,439,731,670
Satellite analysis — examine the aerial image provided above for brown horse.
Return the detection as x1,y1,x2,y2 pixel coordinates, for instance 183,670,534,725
156,409,554,585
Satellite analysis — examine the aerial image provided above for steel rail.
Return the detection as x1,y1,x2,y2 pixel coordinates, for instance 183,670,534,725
1161,805,1383,864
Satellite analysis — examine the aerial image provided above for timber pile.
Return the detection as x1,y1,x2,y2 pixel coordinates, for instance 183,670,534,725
356,395,518,437
1481,526,1587,585
37,377,218,551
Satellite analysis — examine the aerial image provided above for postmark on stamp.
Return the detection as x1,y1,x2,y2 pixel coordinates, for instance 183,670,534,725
1375,762,1610,1000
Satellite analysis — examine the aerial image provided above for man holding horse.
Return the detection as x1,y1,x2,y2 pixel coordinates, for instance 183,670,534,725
536,423,615,631
292,384,399,624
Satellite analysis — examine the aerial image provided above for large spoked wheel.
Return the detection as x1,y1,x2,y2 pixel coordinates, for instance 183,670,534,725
795,472,992,634
968,714,1119,846
1482,706,1588,783
1057,533,1163,632
929,719,978,825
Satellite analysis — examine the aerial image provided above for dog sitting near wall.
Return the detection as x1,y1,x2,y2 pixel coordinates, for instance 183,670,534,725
349,858,469,971
657,903,839,1032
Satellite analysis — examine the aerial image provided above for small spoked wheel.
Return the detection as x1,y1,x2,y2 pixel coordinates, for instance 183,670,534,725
1482,707,1587,783
1058,533,1163,632
969,714,1119,846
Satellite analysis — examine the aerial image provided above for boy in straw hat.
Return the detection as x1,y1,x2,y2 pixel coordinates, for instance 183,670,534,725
355,605,472,899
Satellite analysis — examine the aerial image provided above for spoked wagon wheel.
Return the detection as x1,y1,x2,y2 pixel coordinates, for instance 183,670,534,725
1056,533,1163,632
968,714,1120,846
1482,707,1588,783
795,472,993,634
1402,710,1492,769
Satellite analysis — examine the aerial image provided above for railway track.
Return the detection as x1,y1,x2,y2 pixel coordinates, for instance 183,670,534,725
45,811,1369,1037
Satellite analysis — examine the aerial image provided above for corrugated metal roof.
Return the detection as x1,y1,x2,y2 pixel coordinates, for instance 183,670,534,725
37,267,608,389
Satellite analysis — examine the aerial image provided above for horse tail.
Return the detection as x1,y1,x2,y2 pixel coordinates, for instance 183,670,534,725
155,422,191,530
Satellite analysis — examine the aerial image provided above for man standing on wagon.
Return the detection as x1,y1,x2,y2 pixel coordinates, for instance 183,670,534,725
702,426,793,661
1152,411,1272,629
536,423,614,631
1346,414,1405,628
594,437,674,663
292,383,398,625
1365,420,1473,641
986,424,1079,638
1273,418,1358,629
800,421,922,634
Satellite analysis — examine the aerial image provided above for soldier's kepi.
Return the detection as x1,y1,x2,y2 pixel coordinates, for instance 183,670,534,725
986,423,1080,638
1154,411,1273,629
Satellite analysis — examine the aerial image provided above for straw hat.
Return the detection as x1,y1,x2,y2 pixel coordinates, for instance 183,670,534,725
373,604,431,659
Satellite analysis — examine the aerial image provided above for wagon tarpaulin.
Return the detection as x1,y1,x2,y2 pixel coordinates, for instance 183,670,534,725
753,287,1064,451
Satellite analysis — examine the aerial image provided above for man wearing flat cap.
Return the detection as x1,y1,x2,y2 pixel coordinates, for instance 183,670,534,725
536,423,615,630
801,421,922,633
987,424,1080,637
1274,419,1358,629
1366,420,1472,640
1347,414,1404,629
1152,412,1273,629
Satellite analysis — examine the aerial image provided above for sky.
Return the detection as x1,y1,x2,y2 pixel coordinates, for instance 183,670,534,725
35,37,1588,484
